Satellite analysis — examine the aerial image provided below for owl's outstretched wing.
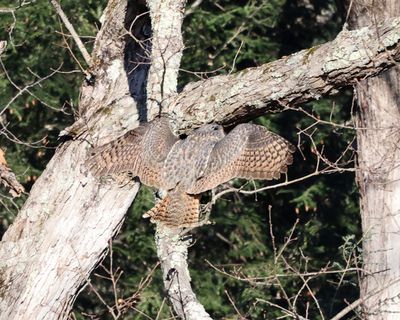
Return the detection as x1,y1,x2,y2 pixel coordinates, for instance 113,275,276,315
189,124,295,194
86,117,178,188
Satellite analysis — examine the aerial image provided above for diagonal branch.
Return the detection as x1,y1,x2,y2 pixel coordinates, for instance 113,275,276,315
50,0,92,66
169,17,400,133
62,16,400,138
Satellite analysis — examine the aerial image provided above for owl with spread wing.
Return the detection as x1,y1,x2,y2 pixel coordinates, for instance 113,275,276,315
87,117,295,228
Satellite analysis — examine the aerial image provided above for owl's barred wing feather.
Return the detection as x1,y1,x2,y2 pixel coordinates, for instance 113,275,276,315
189,124,295,194
87,119,294,228
86,117,178,188
234,124,295,179
86,127,147,176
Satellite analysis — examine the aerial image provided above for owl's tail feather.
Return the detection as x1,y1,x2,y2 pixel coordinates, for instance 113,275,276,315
143,192,200,228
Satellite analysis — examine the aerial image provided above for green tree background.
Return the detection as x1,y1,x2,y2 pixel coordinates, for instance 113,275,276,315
0,1,361,319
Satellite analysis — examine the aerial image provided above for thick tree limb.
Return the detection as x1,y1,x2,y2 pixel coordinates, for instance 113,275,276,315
64,16,400,138
350,3,400,319
145,0,211,318
169,17,400,133
146,0,186,119
156,228,212,320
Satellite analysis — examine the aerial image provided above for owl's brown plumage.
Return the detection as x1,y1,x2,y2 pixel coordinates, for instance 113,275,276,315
87,119,178,188
87,117,295,228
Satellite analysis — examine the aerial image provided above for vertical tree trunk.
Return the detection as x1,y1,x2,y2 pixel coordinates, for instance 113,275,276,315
144,1,212,317
349,2,400,318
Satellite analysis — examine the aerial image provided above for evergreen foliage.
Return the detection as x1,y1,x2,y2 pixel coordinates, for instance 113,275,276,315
0,0,361,319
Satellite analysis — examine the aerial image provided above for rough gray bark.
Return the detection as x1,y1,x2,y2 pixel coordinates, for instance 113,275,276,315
156,228,212,320
169,16,400,133
63,16,400,137
145,0,211,318
0,1,400,319
0,1,148,319
146,0,186,118
349,2,400,319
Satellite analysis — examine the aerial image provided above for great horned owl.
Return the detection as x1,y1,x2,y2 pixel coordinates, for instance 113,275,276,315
87,117,295,228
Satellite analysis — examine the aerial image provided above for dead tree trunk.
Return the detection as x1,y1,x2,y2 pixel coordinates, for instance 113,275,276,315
349,1,400,319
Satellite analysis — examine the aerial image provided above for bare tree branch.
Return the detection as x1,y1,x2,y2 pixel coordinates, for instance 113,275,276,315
330,277,400,320
50,0,92,66
156,227,212,320
169,16,400,133
184,0,203,17
63,16,400,138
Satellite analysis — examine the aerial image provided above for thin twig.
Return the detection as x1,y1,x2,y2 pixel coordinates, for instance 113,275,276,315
224,290,245,319
229,40,244,74
330,277,400,320
184,0,203,16
205,259,362,285
50,0,92,65
56,26,88,76
212,166,355,201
